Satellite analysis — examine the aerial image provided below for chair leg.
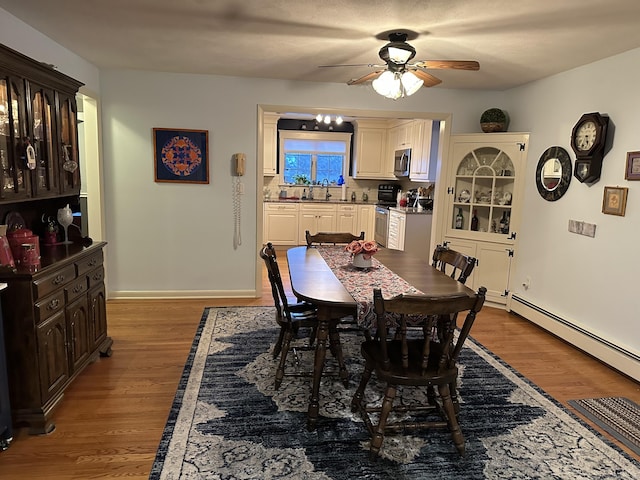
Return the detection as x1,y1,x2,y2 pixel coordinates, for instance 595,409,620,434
275,329,294,390
272,326,286,359
438,383,465,455
351,361,373,413
328,323,349,387
370,384,397,461
449,379,460,415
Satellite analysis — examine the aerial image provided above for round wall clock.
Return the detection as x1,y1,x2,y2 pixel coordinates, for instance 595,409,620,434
570,112,610,184
536,146,572,201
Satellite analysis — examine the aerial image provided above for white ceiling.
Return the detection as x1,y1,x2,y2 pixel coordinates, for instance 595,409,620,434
2,0,640,91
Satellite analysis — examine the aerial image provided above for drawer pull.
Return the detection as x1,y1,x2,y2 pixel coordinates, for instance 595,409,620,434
92,273,103,281
53,274,66,285
88,258,98,266
47,299,60,311
73,284,85,294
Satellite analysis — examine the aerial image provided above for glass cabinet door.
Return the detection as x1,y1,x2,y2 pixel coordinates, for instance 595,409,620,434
30,84,57,197
451,146,516,238
59,95,80,194
0,76,30,201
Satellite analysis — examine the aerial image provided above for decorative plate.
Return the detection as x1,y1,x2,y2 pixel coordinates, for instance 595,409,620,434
458,189,471,203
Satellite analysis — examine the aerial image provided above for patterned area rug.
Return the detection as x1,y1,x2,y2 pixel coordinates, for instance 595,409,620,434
568,397,640,456
149,307,640,479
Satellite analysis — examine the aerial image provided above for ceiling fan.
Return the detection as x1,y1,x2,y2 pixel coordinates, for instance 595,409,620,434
320,31,480,99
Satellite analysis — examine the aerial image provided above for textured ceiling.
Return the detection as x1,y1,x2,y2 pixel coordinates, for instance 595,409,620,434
2,0,640,90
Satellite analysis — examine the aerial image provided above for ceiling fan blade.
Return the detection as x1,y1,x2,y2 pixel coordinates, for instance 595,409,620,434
410,69,442,87
347,70,385,85
413,60,480,71
318,63,385,68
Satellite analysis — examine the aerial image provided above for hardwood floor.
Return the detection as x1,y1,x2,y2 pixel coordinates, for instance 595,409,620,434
0,252,638,478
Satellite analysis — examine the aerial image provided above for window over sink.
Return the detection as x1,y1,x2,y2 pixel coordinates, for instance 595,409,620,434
279,131,352,184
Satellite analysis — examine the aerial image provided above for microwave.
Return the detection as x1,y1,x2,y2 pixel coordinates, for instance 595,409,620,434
394,148,411,177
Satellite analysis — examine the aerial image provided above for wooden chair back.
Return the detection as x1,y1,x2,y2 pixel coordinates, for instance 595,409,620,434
373,287,486,374
305,230,365,247
259,242,290,321
432,245,476,285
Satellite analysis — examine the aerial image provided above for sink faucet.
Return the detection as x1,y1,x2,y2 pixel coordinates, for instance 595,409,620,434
321,179,331,201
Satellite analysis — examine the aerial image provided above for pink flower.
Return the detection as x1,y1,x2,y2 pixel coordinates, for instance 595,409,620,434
345,240,378,259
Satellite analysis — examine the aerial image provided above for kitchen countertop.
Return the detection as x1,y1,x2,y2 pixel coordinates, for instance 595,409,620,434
265,198,375,205
390,206,433,215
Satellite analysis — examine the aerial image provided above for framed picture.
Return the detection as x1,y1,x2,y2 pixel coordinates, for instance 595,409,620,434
602,186,628,216
153,128,209,183
625,151,640,180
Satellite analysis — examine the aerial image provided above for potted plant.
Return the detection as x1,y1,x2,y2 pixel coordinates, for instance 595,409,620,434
480,108,508,133
293,174,310,185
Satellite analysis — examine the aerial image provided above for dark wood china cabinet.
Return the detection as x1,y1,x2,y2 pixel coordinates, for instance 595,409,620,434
0,44,111,435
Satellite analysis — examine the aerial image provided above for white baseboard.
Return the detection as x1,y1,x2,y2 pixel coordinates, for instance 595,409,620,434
108,289,257,300
509,295,639,382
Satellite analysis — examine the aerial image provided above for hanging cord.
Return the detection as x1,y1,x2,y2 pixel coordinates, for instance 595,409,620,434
233,176,242,249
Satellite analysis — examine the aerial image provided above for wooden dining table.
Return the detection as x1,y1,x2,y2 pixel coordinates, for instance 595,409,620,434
286,245,476,430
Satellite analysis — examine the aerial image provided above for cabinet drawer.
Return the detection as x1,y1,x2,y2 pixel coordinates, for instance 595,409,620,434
35,290,66,323
33,264,77,298
65,277,88,303
87,266,105,289
76,250,103,276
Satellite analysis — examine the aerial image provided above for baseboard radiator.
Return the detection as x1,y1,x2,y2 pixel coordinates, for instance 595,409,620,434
509,295,639,382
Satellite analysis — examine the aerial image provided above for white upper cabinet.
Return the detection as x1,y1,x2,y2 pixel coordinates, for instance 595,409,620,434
263,113,279,176
409,119,436,182
353,119,394,179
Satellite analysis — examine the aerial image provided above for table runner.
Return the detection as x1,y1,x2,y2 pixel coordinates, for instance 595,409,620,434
316,246,424,329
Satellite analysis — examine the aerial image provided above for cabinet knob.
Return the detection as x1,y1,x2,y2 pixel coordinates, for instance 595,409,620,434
47,299,60,311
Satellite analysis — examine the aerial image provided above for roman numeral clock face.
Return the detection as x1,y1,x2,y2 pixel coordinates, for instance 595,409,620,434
575,121,597,151
570,113,610,184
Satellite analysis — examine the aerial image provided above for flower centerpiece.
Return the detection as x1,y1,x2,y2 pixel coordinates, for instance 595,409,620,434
345,239,378,268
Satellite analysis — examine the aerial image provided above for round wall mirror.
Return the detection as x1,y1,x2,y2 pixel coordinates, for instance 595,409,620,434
536,146,572,201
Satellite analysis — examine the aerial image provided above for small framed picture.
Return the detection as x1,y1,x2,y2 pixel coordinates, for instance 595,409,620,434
624,151,640,180
602,186,628,216
153,128,209,184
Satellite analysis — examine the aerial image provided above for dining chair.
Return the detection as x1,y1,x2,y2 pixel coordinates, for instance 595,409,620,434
260,243,347,390
305,230,365,247
260,243,317,387
351,286,486,459
432,244,476,285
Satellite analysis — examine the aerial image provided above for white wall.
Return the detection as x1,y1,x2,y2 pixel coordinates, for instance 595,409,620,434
98,69,501,296
505,48,640,360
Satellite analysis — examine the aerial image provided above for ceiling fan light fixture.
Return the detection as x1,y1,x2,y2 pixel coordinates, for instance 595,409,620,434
401,71,424,96
387,46,413,65
372,70,401,99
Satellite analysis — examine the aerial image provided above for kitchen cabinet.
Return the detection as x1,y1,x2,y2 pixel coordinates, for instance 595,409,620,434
353,119,393,179
442,133,529,306
356,204,375,240
0,44,83,203
336,204,358,235
262,113,279,176
388,209,433,262
263,202,298,245
409,119,437,182
387,209,405,250
389,120,414,150
0,243,110,434
298,203,336,243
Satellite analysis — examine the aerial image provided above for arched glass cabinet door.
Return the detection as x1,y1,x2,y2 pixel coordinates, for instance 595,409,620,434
59,94,80,194
0,76,30,201
30,85,57,197
452,146,516,235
